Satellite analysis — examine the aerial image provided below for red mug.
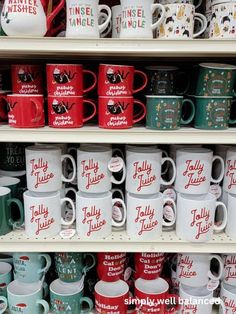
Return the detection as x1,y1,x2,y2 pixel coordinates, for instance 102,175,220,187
98,96,146,129
46,64,97,96
134,277,179,314
95,279,129,314
134,253,165,280
6,94,45,128
11,65,44,94
0,91,10,122
48,96,96,128
98,64,148,96
97,253,126,282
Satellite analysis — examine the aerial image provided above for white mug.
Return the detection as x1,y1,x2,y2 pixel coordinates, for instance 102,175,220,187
24,190,76,238
223,148,236,194
120,0,165,39
225,193,236,239
25,145,76,193
177,253,223,287
126,147,176,194
157,0,202,9
157,3,207,39
179,284,225,313
220,282,236,314
77,146,126,193
112,5,122,38
176,193,227,242
76,191,126,239
223,254,236,287
126,192,176,240
65,0,111,38
174,148,224,195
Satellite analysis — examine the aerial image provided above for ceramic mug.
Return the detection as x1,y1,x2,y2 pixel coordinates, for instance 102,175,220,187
225,193,236,239
220,282,236,314
50,278,93,314
126,146,176,194
0,262,12,298
46,64,97,96
6,94,45,128
65,0,111,38
112,5,122,38
48,96,97,128
13,253,51,283
210,2,236,39
7,279,49,314
54,253,96,283
196,63,236,96
120,0,165,39
126,192,176,240
98,64,148,96
134,253,165,280
158,0,202,8
223,148,236,194
157,3,207,39
223,254,236,286
25,145,76,193
176,253,223,287
176,193,227,242
0,177,22,200
146,95,195,130
194,96,236,130
0,143,27,171
96,253,126,282
98,96,146,129
174,147,224,194
77,146,126,193
23,190,76,238
95,280,129,314
11,65,43,94
76,191,126,239
0,186,24,236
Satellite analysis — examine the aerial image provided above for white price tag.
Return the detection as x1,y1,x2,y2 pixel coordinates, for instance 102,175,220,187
163,188,177,201
209,184,222,200
108,157,124,173
59,229,76,239
163,205,175,222
207,279,219,291
112,205,123,222
124,267,132,281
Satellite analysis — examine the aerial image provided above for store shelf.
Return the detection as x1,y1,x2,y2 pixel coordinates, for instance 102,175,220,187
1,37,236,58
0,230,234,253
1,125,236,144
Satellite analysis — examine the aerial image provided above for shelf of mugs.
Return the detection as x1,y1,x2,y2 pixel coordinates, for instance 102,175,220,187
1,38,236,58
1,125,236,144
0,230,235,253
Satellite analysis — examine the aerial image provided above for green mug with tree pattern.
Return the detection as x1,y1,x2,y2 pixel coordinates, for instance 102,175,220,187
146,95,195,130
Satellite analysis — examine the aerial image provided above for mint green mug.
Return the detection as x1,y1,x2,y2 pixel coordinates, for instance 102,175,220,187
194,96,236,130
0,262,12,298
146,96,195,130
50,278,93,314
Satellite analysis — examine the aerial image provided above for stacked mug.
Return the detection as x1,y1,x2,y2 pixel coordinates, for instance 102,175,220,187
50,252,94,313
97,63,147,129
46,63,97,128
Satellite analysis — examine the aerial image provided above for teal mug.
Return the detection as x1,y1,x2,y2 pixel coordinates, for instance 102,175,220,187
0,262,12,298
54,253,96,283
194,96,236,130
0,187,24,236
0,176,22,199
50,278,93,314
13,253,51,283
0,170,26,188
196,63,236,96
146,96,195,130
0,296,7,314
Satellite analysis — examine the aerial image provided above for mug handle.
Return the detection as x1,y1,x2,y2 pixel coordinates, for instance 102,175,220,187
211,155,224,184
112,147,125,160
195,0,202,9
46,0,65,30
162,197,176,227
65,187,77,198
42,281,49,298
112,198,127,227
82,253,96,274
133,70,148,94
0,95,8,120
80,296,94,314
0,296,7,314
83,70,97,94
180,99,195,125
133,100,147,124
214,201,227,232
82,99,97,123
98,5,112,33
229,99,236,125
193,13,207,38
31,99,43,123
99,12,112,38
38,254,52,275
60,197,76,226
176,71,191,96
61,154,76,183
151,4,165,30
36,299,49,314
7,198,24,228
161,150,169,175
207,254,224,281
111,188,125,201
161,157,176,186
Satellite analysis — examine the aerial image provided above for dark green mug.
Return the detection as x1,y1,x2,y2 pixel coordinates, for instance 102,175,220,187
194,96,236,130
196,63,236,96
146,96,195,130
0,187,24,236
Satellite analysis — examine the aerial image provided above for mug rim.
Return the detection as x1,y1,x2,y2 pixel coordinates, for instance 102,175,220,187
145,95,183,99
99,64,134,68
0,169,26,177
76,191,111,199
7,94,44,97
194,96,232,99
50,278,84,296
48,95,83,98
178,192,216,202
199,63,236,70
46,64,83,66
221,282,236,296
24,190,60,199
0,186,11,196
127,192,163,200
7,279,43,296
26,145,60,152
0,176,20,186
180,283,213,298
0,261,12,274
135,277,169,295
127,147,162,154
177,147,212,154
95,280,129,298
145,65,178,71
163,2,194,7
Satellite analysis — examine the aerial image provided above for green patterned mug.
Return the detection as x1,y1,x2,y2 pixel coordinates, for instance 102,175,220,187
194,96,236,130
196,63,236,96
146,96,195,130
